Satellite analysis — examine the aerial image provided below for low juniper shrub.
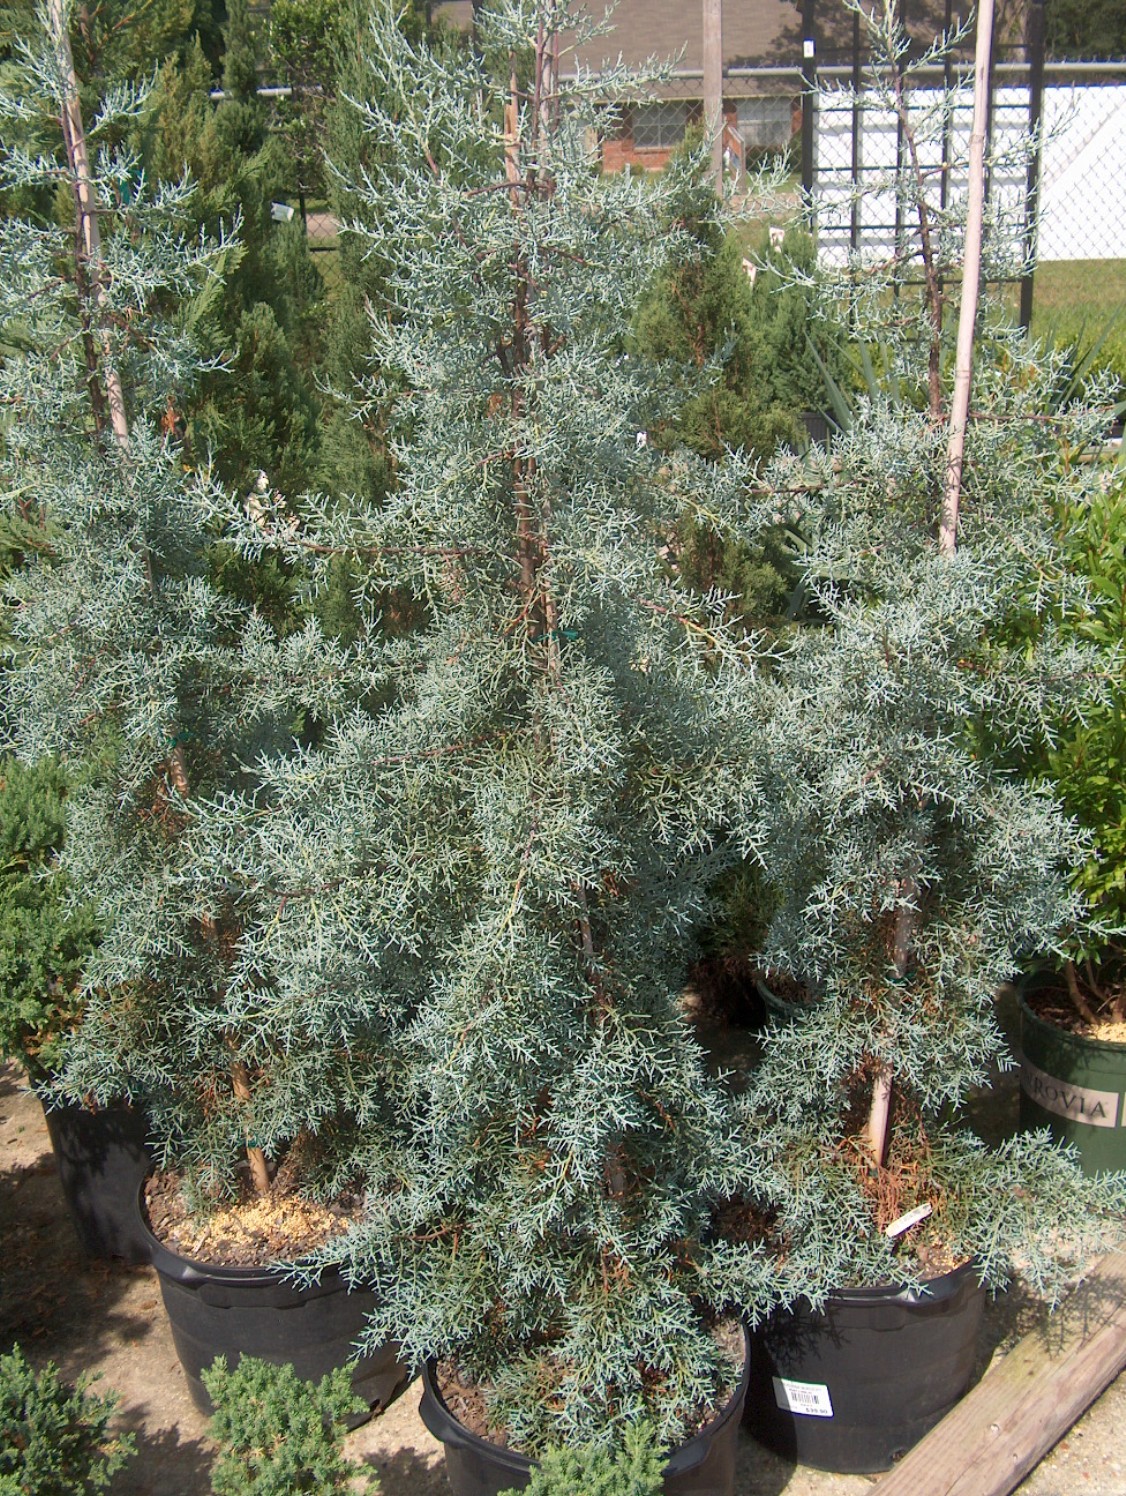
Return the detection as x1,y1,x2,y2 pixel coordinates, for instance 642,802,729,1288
0,1345,134,1496
202,1356,378,1494
498,1421,665,1496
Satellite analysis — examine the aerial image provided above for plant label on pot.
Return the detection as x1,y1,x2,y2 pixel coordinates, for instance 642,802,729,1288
772,1377,834,1418
1020,1057,1121,1128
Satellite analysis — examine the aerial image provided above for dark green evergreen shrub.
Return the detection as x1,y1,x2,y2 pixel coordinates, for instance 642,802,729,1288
203,1357,377,1495
497,1421,664,1496
632,152,837,634
0,756,99,1082
144,0,325,503
0,1346,134,1496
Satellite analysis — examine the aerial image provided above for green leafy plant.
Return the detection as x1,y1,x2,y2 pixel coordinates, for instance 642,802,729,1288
1030,469,1126,1021
203,1356,377,1495
0,1345,134,1496
497,1421,664,1496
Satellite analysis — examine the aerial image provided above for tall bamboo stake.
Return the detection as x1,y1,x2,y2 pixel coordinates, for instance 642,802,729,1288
942,0,995,557
866,0,994,1170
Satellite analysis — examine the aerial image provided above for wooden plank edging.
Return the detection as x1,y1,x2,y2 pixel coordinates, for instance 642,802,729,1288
873,1252,1126,1496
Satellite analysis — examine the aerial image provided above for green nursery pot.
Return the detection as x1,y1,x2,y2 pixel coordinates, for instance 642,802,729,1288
1019,995,1126,1175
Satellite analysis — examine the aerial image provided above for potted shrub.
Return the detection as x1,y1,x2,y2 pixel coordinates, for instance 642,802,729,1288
0,2,404,1414
725,0,1126,1472
219,0,784,1488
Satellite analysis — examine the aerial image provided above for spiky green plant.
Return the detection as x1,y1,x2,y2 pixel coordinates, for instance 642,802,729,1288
0,1346,134,1496
203,1357,378,1495
498,1420,664,1496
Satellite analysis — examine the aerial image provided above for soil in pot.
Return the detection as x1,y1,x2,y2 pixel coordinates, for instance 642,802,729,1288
1022,966,1126,1046
139,1172,410,1421
1020,972,1126,1174
41,1099,151,1263
744,1259,985,1474
419,1321,751,1496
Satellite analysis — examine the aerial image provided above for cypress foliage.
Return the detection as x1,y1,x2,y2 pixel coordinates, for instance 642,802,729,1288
216,0,780,1450
0,2,374,1204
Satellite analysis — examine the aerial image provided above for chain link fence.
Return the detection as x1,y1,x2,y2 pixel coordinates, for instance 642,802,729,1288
798,0,1126,325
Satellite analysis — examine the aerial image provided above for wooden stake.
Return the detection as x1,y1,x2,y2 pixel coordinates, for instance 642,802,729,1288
702,0,723,193
48,0,129,453
231,1060,272,1196
866,1062,893,1168
942,0,995,558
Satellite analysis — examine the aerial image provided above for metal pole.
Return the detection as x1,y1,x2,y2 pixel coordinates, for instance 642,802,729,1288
893,0,906,301
1020,0,1046,330
850,2,861,254
941,0,953,219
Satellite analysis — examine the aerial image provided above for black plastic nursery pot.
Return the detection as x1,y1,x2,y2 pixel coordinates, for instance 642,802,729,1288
1019,995,1126,1176
744,1260,985,1474
419,1324,752,1496
138,1185,409,1420
41,1100,152,1263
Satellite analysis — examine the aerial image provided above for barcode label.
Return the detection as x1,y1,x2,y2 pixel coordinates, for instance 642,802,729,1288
772,1376,834,1418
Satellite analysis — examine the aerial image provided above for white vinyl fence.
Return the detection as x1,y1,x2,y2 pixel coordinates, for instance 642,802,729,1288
813,81,1126,267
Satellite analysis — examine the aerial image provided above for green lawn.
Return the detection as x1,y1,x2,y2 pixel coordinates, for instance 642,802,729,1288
1008,260,1126,380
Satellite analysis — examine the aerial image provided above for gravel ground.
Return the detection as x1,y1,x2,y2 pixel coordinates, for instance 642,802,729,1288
2,1061,1123,1495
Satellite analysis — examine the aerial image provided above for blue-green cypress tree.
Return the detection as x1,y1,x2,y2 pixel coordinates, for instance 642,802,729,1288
0,0,376,1205
735,0,1126,1299
213,0,782,1450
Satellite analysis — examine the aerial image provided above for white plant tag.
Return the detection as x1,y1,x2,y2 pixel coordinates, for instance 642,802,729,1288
885,1202,933,1239
772,1376,834,1418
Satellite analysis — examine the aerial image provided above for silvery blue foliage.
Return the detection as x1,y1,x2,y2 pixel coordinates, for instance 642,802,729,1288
737,2,1126,1299
0,3,387,1198
207,0,787,1452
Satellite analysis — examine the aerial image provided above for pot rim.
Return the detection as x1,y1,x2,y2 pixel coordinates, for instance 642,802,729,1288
136,1174,345,1288
1018,991,1126,1058
810,1253,983,1308
420,1320,752,1477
